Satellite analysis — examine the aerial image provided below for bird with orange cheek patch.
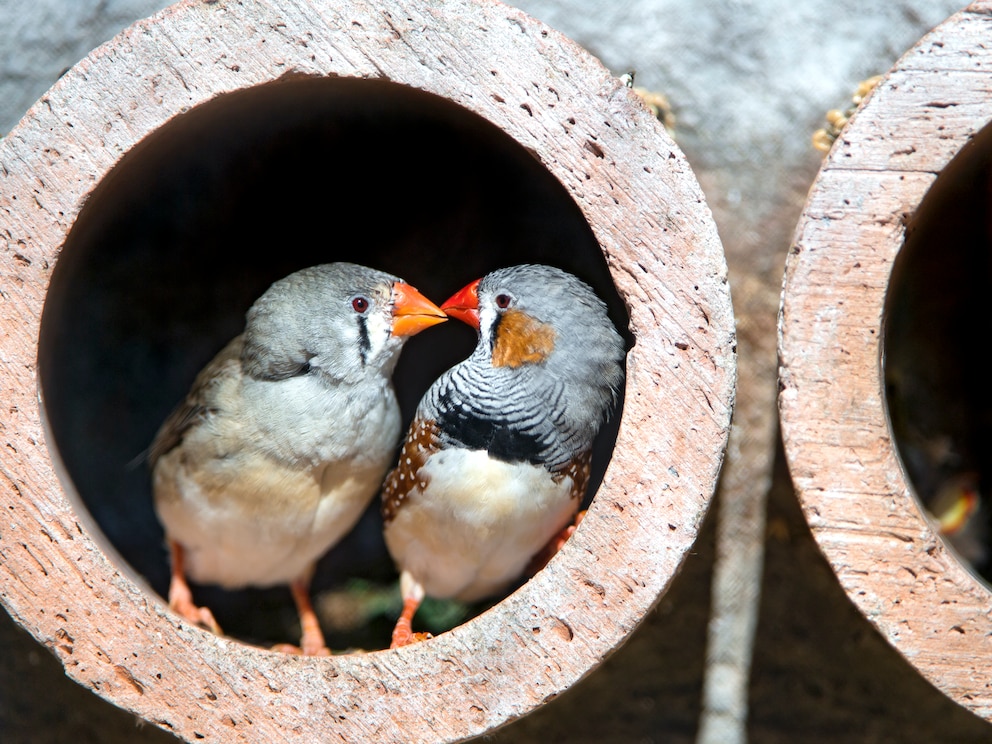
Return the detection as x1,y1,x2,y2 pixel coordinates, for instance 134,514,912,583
381,264,625,648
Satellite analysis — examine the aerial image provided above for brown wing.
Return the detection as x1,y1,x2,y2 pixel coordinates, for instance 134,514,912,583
524,451,592,576
381,417,442,524
147,336,244,467
554,449,592,502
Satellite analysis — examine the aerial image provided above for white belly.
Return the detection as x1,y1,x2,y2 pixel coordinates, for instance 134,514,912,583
384,448,578,602
155,451,387,589
154,375,401,589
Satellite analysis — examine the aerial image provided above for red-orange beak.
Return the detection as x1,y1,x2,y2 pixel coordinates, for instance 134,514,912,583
441,278,481,329
390,282,447,337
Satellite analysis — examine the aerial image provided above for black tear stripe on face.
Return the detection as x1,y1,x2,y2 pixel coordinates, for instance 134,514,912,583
487,310,503,354
356,314,370,366
435,403,548,468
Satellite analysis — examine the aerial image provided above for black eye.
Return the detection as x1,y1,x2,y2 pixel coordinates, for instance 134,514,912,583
352,296,370,313
495,293,512,309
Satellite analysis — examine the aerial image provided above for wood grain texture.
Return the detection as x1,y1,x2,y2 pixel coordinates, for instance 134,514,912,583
779,0,992,722
0,0,734,741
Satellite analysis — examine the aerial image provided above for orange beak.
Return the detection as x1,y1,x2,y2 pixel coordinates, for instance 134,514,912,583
441,278,481,329
390,282,448,337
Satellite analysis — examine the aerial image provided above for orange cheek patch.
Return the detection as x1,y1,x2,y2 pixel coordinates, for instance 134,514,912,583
492,310,556,368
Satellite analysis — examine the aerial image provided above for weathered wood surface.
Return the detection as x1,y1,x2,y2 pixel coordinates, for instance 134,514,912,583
0,0,734,741
779,0,992,721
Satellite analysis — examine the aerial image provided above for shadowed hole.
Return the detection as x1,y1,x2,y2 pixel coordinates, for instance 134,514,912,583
37,76,630,651
884,119,992,586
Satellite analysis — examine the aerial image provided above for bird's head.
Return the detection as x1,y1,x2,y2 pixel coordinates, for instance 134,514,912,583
442,264,625,397
241,262,446,384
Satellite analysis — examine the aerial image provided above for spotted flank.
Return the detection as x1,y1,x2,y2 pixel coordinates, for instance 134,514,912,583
556,450,592,501
382,417,442,523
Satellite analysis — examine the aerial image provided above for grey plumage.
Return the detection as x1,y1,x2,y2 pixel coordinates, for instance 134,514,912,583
383,264,626,637
422,264,624,473
150,261,445,654
240,263,404,384
151,263,408,480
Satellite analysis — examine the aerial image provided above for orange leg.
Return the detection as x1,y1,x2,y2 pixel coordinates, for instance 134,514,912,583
527,509,586,575
167,540,222,635
390,570,431,649
289,577,330,657
270,571,330,657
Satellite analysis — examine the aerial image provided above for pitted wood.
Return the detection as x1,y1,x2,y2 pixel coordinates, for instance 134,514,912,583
0,1,734,741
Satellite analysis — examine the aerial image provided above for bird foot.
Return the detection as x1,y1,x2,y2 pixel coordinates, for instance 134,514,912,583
169,595,223,636
391,627,433,649
390,586,430,649
167,540,223,635
285,577,330,656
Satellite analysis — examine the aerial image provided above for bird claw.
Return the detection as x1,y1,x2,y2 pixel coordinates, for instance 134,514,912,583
390,581,428,649
391,629,433,649
167,542,223,635
170,598,223,636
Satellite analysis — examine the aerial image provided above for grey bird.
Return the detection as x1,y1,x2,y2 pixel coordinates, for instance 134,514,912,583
150,262,446,655
381,264,625,647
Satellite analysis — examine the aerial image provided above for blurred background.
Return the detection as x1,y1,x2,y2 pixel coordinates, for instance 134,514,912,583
3,1,990,742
